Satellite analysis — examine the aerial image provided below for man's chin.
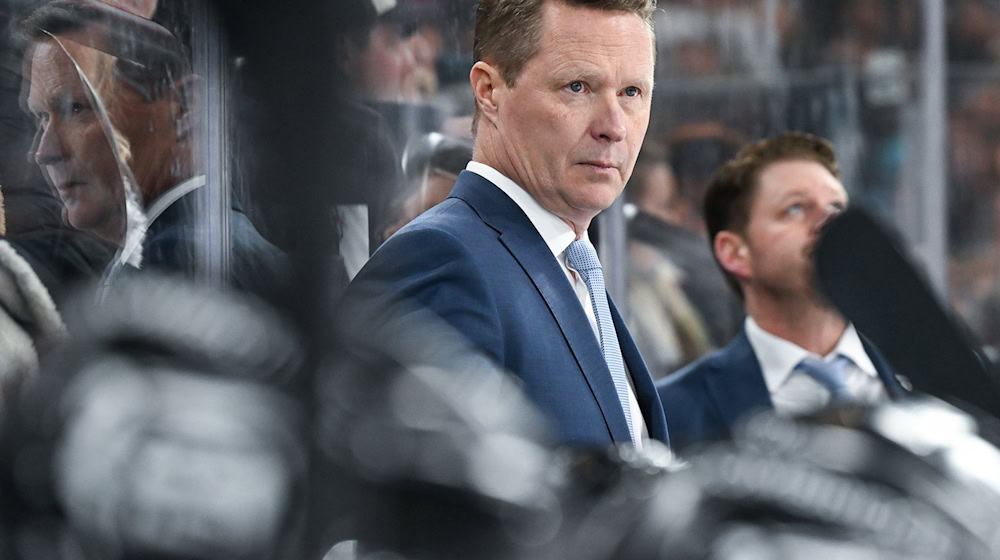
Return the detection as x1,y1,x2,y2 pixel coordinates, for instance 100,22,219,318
65,207,91,231
570,189,623,215
566,200,615,228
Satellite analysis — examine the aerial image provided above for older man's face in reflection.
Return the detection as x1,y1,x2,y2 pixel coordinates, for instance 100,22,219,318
26,40,124,243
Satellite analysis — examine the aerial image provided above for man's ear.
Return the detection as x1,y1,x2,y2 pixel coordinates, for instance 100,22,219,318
714,230,751,281
470,60,504,127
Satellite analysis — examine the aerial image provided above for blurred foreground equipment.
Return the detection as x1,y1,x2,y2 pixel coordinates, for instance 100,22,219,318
1,276,306,559
3,277,1000,559
624,399,1000,560
815,206,1000,418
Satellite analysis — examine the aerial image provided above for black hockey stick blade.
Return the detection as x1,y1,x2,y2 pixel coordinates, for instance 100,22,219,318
815,206,1000,419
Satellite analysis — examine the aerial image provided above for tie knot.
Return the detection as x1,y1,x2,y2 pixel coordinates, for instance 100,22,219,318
566,239,602,273
796,355,853,401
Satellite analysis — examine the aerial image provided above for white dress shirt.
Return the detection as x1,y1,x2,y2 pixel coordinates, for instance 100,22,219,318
466,161,649,447
744,316,888,416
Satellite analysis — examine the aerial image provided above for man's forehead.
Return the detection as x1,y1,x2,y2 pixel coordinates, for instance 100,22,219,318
30,39,91,78
541,2,652,37
26,41,70,104
755,160,847,201
541,3,654,42
28,38,106,95
761,159,840,183
536,4,654,72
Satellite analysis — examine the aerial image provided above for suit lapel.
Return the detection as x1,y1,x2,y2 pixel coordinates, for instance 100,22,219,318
704,331,773,433
450,173,632,442
697,330,902,434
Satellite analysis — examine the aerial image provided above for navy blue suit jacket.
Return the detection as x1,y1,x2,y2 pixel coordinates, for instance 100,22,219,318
345,171,669,448
657,329,906,449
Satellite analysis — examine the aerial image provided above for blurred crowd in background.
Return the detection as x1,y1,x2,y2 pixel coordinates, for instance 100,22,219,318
244,0,1000,376
4,0,1000,370
2,0,1000,558
234,0,1000,375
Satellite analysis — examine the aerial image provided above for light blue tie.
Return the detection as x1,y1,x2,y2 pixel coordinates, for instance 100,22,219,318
796,355,854,403
565,239,636,444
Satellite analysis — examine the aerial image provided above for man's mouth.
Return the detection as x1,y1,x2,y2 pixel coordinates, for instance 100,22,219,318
579,160,619,174
56,181,83,203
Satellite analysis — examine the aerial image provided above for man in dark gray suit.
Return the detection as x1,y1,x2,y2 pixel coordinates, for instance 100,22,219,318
657,132,907,449
23,0,286,297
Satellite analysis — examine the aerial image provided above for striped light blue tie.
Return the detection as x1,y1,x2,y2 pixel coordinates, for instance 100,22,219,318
566,239,635,444
796,355,854,403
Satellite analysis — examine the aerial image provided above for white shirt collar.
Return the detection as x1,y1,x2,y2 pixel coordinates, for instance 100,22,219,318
745,316,878,394
145,175,207,226
465,161,580,259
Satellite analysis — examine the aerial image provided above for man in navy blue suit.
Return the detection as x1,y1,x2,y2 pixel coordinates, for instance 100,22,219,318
344,0,668,449
656,132,908,450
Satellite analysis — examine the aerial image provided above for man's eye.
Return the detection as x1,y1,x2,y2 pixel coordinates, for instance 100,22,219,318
622,86,641,97
786,203,804,215
70,102,86,114
568,81,585,93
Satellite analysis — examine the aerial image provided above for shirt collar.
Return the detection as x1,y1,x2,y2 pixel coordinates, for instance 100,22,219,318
466,161,580,259
745,316,878,393
145,175,207,226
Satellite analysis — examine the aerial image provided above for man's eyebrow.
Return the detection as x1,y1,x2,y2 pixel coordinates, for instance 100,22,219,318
628,75,653,89
28,91,75,118
551,66,600,82
776,189,809,201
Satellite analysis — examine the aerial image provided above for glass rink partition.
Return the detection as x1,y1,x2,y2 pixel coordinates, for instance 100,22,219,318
2,0,1000,559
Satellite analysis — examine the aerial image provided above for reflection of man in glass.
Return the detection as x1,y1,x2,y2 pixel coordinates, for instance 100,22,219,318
25,36,125,244
23,1,286,296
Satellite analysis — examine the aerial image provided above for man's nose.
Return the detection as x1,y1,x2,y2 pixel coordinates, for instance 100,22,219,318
592,93,627,143
32,122,66,166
